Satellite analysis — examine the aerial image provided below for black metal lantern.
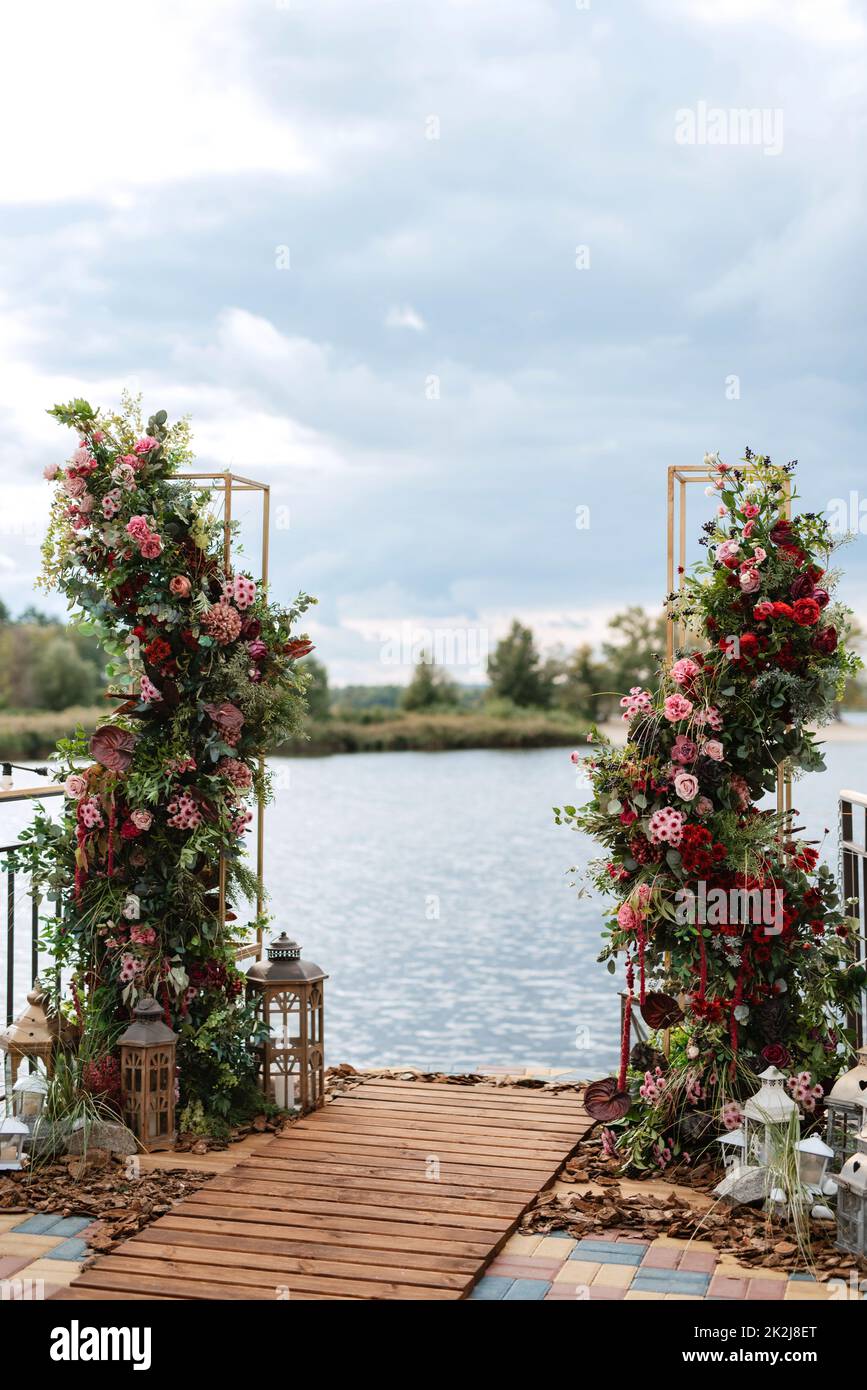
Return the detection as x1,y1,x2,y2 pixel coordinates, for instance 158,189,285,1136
246,933,327,1115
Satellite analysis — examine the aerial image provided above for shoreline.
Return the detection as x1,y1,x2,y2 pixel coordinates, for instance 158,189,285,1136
1,706,866,762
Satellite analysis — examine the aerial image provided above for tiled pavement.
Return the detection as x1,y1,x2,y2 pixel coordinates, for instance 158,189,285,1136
468,1231,864,1301
0,1212,93,1298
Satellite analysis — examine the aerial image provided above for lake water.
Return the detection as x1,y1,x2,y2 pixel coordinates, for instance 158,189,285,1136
4,730,867,1076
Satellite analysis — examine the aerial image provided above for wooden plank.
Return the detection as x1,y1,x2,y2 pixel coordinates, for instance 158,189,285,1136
328,1101,583,1134
172,1195,495,1246
66,1077,582,1301
74,1269,359,1301
181,1186,511,1230
134,1223,479,1272
288,1115,573,1152
77,1255,461,1300
205,1174,526,1220
234,1161,536,1203
264,1135,557,1172
241,1154,541,1192
115,1239,471,1292
344,1081,586,1112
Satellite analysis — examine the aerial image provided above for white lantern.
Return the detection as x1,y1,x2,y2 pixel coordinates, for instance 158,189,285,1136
717,1127,746,1172
835,1118,867,1258
825,1046,867,1169
0,1116,28,1170
743,1066,799,1166
796,1133,834,1194
11,1072,48,1125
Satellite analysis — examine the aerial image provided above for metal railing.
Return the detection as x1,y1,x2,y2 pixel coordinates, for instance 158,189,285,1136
839,789,867,1048
0,777,64,1025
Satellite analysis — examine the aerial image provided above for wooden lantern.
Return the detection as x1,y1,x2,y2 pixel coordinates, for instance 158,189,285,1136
118,996,177,1151
1,985,56,1097
247,933,327,1115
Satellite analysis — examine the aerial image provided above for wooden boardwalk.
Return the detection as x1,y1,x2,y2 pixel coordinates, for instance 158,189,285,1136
57,1077,588,1301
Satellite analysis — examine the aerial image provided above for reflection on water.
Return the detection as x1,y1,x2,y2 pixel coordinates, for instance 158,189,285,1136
4,732,867,1075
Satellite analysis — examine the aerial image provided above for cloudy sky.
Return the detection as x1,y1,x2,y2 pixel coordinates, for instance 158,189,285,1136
1,0,865,682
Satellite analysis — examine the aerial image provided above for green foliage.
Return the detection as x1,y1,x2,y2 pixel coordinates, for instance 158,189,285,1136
487,620,553,708
401,653,459,711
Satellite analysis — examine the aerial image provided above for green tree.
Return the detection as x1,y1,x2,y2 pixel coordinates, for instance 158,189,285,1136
550,643,610,721
301,657,330,721
33,637,100,711
487,620,553,708
600,607,667,698
402,654,458,711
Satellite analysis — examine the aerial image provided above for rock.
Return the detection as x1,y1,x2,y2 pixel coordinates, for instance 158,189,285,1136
66,1119,137,1157
811,1204,835,1223
713,1165,770,1205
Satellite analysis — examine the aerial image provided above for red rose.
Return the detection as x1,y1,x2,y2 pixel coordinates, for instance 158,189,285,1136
738,632,759,659
806,565,824,583
753,601,774,620
760,1043,791,1067
792,597,820,626
812,626,838,654
619,808,638,826
779,542,806,564
789,574,815,600
771,601,794,619
812,587,830,609
120,820,141,840
769,519,794,544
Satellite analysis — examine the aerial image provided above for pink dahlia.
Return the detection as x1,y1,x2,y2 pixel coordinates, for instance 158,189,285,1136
203,602,242,646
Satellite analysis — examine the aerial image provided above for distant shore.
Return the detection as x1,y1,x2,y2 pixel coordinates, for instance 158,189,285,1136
1,705,865,762
0,706,591,761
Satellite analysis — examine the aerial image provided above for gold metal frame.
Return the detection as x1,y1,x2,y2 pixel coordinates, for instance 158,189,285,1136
179,471,272,962
666,463,793,817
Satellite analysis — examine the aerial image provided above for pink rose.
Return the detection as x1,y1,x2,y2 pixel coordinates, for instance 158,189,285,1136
64,475,86,498
569,751,581,764
141,535,163,559
739,568,761,593
43,463,59,481
753,601,774,620
743,520,755,539
64,773,88,800
130,810,152,831
673,771,699,801
247,638,268,659
134,436,159,454
716,540,740,563
671,734,697,764
751,546,766,565
695,796,713,818
126,515,151,541
742,503,759,518
702,739,724,761
663,694,693,722
170,575,191,598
